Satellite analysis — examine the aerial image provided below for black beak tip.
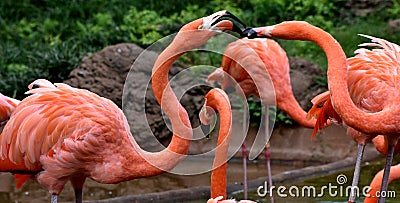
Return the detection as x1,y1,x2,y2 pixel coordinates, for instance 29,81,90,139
211,11,246,29
242,27,258,39
32,84,40,89
201,124,211,138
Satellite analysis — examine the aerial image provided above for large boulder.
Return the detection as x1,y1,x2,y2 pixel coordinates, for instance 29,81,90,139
64,43,210,150
65,42,327,154
288,57,327,111
64,43,142,106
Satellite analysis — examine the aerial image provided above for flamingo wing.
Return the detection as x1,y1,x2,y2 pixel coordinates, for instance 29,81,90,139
0,93,20,129
220,38,288,102
0,84,123,172
307,91,341,139
347,35,400,112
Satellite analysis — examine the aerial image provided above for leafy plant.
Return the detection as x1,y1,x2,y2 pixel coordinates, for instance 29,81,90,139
1,0,399,126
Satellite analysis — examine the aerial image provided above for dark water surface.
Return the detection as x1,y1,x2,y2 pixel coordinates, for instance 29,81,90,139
1,157,399,203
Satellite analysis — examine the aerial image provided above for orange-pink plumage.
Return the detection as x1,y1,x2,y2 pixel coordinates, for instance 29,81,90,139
0,11,244,203
246,21,400,203
209,38,316,128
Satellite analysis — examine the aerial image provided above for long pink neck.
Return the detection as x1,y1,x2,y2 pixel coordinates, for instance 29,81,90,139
364,163,400,203
265,21,400,135
143,23,217,173
87,20,222,184
205,90,232,200
277,91,315,128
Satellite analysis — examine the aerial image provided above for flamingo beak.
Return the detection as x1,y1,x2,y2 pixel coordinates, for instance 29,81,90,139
199,99,217,138
242,27,261,39
211,11,246,32
201,10,246,35
201,124,211,139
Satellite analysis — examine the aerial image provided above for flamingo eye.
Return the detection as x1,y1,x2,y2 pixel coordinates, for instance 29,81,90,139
32,84,40,89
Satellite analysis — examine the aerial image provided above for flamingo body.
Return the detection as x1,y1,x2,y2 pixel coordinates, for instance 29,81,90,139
0,11,244,202
0,93,20,130
244,21,400,203
364,163,400,203
209,38,315,127
307,35,400,143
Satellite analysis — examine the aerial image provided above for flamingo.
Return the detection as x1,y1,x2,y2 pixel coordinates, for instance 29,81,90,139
307,90,373,203
0,93,20,190
0,93,20,131
306,34,400,203
199,88,256,203
364,163,400,203
308,92,400,203
0,11,244,203
243,21,400,203
208,37,317,201
207,196,256,203
363,135,400,203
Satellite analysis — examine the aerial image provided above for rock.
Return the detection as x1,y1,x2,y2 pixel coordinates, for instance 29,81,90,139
65,42,327,155
65,43,210,150
388,18,400,33
288,57,327,111
64,43,142,106
345,0,392,17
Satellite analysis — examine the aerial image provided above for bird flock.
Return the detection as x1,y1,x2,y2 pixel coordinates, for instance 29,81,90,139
0,10,399,203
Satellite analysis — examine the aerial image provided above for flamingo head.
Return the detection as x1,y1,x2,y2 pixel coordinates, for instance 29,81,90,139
180,10,245,35
199,97,217,138
200,10,245,34
27,79,56,90
242,26,271,39
199,98,216,126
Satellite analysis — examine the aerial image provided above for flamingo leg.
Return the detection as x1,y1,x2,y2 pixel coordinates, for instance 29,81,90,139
348,143,365,203
51,194,58,203
241,143,248,199
264,107,274,203
71,177,85,203
241,109,248,199
378,145,395,203
74,188,83,203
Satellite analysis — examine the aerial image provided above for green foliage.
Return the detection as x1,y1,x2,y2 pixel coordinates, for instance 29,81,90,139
122,8,170,45
389,0,400,16
1,0,400,125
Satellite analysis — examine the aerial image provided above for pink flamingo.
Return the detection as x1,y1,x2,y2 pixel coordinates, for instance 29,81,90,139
0,93,20,131
363,135,400,203
306,34,400,203
200,88,256,202
208,37,317,201
243,21,400,203
0,11,244,203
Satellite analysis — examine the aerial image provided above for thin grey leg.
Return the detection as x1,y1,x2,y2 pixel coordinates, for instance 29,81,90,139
242,109,248,199
51,194,58,203
378,145,395,203
264,107,274,203
348,143,365,203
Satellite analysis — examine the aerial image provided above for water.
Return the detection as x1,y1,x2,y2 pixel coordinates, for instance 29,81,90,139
1,158,399,202
232,159,400,203
0,160,300,203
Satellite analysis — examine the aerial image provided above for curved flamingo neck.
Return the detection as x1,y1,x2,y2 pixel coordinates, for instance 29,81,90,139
277,93,315,128
205,89,232,199
143,19,218,174
263,21,400,135
364,164,400,203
